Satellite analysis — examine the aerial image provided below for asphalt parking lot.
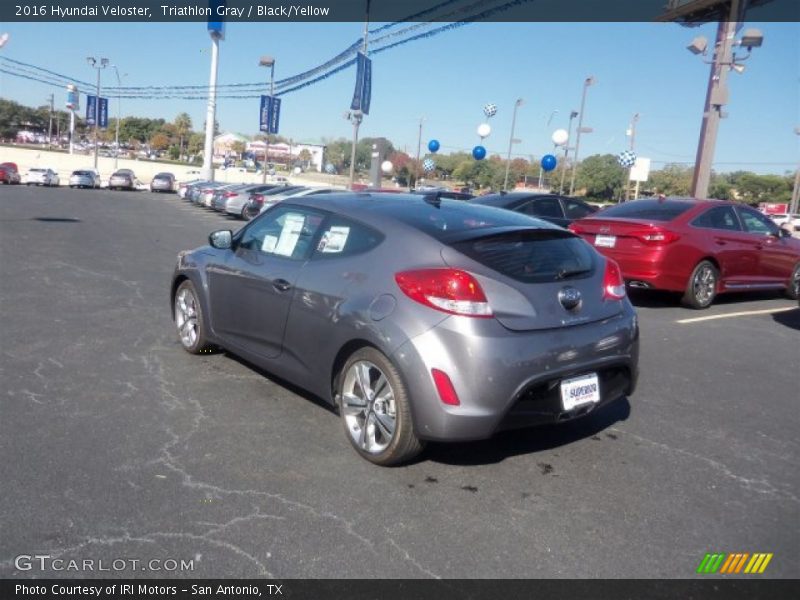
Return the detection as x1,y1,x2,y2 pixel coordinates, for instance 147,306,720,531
1,185,798,579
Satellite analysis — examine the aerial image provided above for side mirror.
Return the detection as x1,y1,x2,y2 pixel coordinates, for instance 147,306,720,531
209,230,233,249
779,227,792,238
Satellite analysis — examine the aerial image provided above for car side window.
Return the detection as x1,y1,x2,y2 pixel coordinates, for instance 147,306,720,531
312,218,384,259
521,197,563,219
691,206,741,231
562,199,594,220
737,207,779,236
238,207,325,260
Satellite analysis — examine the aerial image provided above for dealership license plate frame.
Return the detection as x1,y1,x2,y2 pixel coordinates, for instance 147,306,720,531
595,234,617,248
560,373,601,411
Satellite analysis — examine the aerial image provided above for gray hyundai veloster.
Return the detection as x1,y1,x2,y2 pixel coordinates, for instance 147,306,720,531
171,193,639,465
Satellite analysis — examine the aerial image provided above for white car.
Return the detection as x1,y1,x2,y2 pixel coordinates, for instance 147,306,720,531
770,213,800,231
257,187,337,215
25,168,60,186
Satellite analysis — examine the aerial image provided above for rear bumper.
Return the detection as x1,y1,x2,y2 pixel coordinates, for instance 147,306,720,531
585,243,688,292
391,304,639,442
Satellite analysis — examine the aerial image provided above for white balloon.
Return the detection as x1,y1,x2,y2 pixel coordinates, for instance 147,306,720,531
477,123,492,138
381,160,393,174
552,129,569,146
293,167,302,174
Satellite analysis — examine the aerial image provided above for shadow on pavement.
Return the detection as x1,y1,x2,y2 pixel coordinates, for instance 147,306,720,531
772,307,800,331
628,288,786,309
425,397,631,467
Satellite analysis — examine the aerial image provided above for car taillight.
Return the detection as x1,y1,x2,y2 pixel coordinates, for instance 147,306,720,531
251,194,265,206
224,191,237,197
431,369,460,406
603,259,626,301
394,269,492,318
567,222,586,234
631,229,680,245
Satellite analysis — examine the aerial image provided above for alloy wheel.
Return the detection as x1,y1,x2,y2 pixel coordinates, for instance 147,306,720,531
692,265,716,306
175,288,199,348
341,361,397,454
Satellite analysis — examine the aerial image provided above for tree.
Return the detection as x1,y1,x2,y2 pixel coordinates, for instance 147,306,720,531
187,132,205,157
574,154,627,200
174,112,192,158
230,141,246,159
150,133,170,152
298,149,312,168
649,163,693,196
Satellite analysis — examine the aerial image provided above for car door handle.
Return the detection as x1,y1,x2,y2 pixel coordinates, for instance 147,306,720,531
714,239,727,246
272,279,292,292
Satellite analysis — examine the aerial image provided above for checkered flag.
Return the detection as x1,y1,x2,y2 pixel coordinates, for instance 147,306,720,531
422,158,436,172
617,150,637,168
483,103,497,118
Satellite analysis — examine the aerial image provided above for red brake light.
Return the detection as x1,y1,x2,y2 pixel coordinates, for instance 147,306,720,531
631,229,680,245
394,268,492,318
224,191,237,197
251,194,264,206
567,222,586,234
603,259,626,301
431,369,460,406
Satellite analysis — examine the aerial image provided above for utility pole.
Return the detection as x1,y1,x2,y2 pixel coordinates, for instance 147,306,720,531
503,98,524,191
112,65,124,171
348,0,370,189
625,112,639,201
47,94,54,150
790,126,800,217
569,76,595,196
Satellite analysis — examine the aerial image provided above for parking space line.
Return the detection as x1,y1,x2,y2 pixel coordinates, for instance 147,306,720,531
676,307,797,324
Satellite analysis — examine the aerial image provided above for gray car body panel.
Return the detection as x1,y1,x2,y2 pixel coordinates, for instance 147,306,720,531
173,193,639,442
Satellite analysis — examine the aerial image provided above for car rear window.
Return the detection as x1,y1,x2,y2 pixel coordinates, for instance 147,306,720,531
452,230,595,283
388,200,543,240
597,199,694,221
470,194,519,207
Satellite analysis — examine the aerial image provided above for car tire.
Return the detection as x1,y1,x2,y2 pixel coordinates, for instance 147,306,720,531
337,347,424,466
786,263,800,300
240,206,253,221
682,260,719,309
173,280,213,355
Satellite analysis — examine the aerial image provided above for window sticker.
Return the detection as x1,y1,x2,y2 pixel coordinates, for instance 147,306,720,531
318,226,351,253
273,213,306,257
261,234,278,253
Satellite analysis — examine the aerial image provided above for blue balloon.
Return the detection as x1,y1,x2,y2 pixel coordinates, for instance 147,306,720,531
540,154,557,172
427,139,440,153
472,145,487,161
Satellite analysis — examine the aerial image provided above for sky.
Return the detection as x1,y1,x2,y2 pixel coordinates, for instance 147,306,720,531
0,17,798,174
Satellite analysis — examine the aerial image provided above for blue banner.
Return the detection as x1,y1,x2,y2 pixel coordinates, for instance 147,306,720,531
86,95,97,125
98,97,109,129
259,95,281,135
350,52,372,115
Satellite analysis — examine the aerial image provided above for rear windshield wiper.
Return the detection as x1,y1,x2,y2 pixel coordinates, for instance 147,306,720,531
555,268,592,280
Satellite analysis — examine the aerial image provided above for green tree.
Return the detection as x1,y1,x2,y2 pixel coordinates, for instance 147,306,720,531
574,154,627,200
150,133,171,152
648,163,693,196
174,112,192,159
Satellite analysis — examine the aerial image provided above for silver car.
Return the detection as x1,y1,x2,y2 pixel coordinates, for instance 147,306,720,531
150,172,176,193
212,184,276,214
171,194,639,466
69,170,100,189
109,169,137,191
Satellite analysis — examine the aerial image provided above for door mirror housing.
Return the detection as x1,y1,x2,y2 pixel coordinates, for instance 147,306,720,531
776,227,792,239
209,230,233,250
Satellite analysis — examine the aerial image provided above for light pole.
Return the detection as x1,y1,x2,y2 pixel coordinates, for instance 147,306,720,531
0,33,9,49
348,2,370,189
687,17,763,199
202,27,222,182
86,57,109,171
413,116,425,190
569,76,595,196
259,56,276,185
503,98,524,191
111,65,126,171
559,110,578,194
625,112,639,201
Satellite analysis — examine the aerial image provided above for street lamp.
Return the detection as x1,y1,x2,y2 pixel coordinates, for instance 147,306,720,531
87,56,109,171
503,98,524,191
111,65,126,171
259,55,276,184
687,20,764,199
568,76,594,196
559,110,579,194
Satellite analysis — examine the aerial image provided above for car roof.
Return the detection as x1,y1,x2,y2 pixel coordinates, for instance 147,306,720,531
285,192,560,237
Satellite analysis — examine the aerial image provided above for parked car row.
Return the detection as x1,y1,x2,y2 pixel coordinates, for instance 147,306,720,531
177,179,339,221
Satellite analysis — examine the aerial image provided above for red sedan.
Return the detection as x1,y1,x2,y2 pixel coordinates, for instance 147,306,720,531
568,198,800,308
0,162,21,185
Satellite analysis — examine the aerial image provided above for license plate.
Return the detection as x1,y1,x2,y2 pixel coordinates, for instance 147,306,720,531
595,234,616,248
560,373,601,411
